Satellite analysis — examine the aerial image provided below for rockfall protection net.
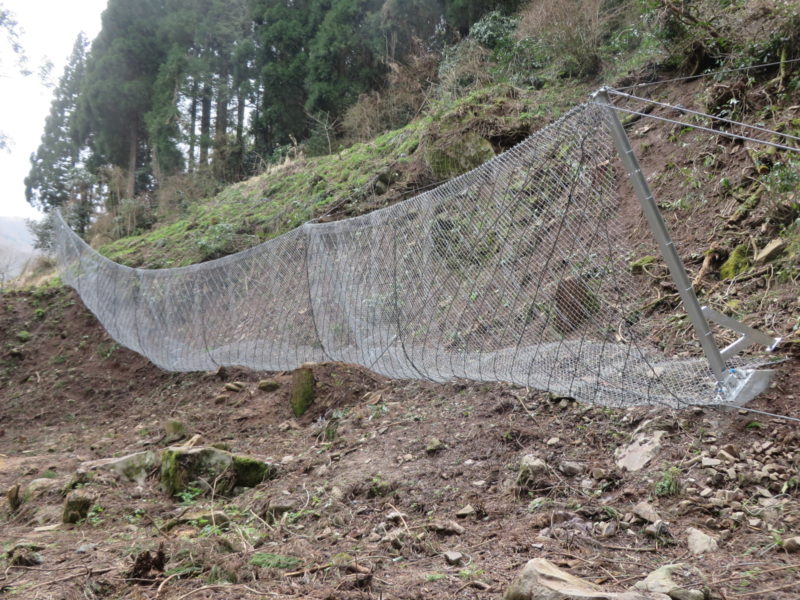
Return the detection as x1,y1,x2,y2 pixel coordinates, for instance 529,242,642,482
53,103,761,408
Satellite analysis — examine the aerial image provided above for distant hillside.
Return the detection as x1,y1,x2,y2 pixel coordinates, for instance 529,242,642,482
0,217,38,280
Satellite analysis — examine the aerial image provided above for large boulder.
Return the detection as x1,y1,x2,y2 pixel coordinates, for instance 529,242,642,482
81,451,160,486
160,446,276,497
424,132,495,179
504,558,670,600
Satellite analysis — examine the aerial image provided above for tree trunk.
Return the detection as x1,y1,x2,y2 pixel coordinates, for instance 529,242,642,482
213,67,230,179
188,78,198,173
126,123,137,200
236,85,245,150
199,81,212,167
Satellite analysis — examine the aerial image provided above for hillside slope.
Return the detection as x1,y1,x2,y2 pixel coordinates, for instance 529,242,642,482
1,287,799,599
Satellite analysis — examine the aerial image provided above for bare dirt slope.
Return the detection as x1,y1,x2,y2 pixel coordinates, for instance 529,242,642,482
1,285,799,600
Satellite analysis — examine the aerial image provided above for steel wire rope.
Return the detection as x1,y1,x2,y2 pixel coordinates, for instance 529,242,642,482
615,57,800,91
590,102,800,155
607,88,800,146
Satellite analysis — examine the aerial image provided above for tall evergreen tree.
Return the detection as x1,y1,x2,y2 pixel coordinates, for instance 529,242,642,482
305,0,386,119
25,34,91,233
77,0,168,201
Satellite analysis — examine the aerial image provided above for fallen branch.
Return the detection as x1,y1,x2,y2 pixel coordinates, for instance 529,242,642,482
24,567,113,592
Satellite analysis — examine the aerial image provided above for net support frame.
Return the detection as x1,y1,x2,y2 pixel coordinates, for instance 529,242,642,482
592,87,781,405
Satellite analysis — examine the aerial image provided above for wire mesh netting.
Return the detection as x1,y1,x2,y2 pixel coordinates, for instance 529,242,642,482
53,103,761,408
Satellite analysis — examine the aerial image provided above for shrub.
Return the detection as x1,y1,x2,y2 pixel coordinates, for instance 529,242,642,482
516,0,634,77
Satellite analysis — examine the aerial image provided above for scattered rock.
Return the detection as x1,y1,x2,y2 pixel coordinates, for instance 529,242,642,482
754,238,786,264
546,437,560,446
504,558,670,600
225,381,245,392
386,510,407,523
559,461,583,477
426,437,446,453
160,446,276,496
633,501,661,524
634,564,705,600
76,543,97,554
456,504,476,518
81,450,160,486
616,431,665,472
428,520,465,535
686,527,718,555
24,477,61,500
291,366,315,417
257,379,281,392
783,536,800,552
644,520,669,538
517,455,550,490
444,550,464,565
62,490,93,524
595,521,618,538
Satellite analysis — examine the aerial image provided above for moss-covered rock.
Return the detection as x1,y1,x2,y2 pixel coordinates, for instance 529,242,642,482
424,132,495,179
63,491,93,524
291,367,315,418
160,446,275,497
164,420,188,443
719,244,751,279
257,379,281,392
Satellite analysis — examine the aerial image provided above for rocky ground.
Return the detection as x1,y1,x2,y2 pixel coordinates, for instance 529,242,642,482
1,287,799,600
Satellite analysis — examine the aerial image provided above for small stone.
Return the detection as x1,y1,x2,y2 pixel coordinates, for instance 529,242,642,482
444,550,464,565
748,518,762,528
546,437,560,446
505,558,670,600
429,520,465,535
634,563,704,600
426,438,446,453
720,444,740,459
517,455,550,489
633,501,661,524
686,527,718,555
701,457,722,468
783,536,800,552
615,431,666,472
257,379,281,392
595,521,617,538
699,487,713,498
75,543,96,554
456,504,476,518
644,520,669,537
471,480,486,488
755,238,786,264
225,381,245,392
559,461,584,477
386,510,407,523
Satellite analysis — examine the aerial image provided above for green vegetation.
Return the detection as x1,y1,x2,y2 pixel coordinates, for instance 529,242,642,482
249,553,302,570
654,466,682,497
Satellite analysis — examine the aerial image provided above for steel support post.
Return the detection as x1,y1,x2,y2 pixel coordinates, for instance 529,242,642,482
593,88,728,381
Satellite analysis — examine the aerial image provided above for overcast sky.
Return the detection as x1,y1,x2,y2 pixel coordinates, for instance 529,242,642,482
0,0,107,220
